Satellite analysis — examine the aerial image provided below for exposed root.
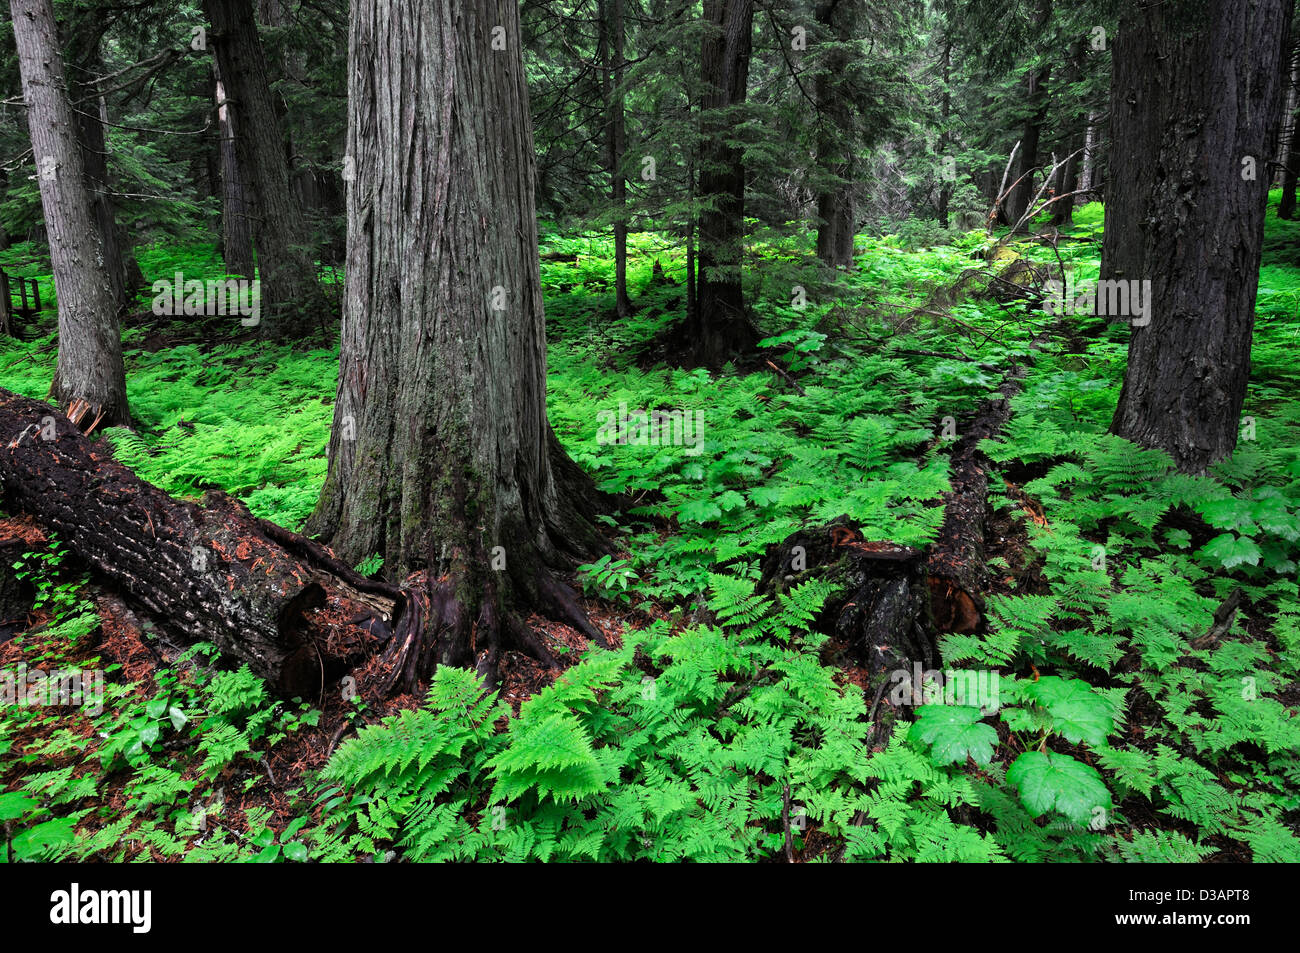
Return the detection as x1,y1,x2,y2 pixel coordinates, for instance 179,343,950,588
370,561,604,698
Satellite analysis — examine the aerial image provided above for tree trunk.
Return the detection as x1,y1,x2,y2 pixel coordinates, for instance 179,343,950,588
813,0,856,269
937,39,953,230
692,0,759,366
1279,46,1299,219
64,12,139,313
0,388,394,697
1051,39,1087,228
202,0,327,338
213,59,257,278
1005,0,1053,228
305,0,611,692
1105,0,1292,473
9,0,129,426
599,0,633,316
1080,109,1098,193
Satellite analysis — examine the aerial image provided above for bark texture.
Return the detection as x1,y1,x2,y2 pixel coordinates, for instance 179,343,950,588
692,0,760,366
1104,0,1291,473
9,0,129,426
306,0,610,690
203,0,328,337
0,389,392,696
64,10,139,312
214,60,256,279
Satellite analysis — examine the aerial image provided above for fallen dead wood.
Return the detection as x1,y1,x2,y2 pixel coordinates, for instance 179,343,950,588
0,388,398,697
925,367,1028,633
758,364,1031,679
760,519,936,677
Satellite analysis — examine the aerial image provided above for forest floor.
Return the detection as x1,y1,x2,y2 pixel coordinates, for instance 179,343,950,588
1,199,1298,862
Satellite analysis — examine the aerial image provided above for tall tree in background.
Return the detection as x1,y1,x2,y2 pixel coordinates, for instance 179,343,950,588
307,0,610,689
1004,0,1053,226
935,34,954,229
691,0,759,366
9,0,129,424
213,59,256,278
599,0,633,316
1049,36,1086,227
813,0,858,268
1105,0,1292,473
1278,35,1298,219
203,0,327,337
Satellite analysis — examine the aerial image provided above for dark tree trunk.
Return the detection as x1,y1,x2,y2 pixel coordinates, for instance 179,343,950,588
1051,39,1087,228
1105,0,1292,473
1005,0,1053,227
937,39,953,229
64,12,139,313
692,0,759,366
306,0,611,692
9,0,129,426
1279,46,1299,219
813,0,856,269
213,60,257,278
599,0,633,316
202,0,327,338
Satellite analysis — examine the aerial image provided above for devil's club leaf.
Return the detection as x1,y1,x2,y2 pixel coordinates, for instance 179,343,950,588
1007,751,1112,824
1022,676,1115,747
910,705,998,765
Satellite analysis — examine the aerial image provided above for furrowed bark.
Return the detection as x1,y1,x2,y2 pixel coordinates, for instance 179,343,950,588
9,0,129,426
0,389,393,697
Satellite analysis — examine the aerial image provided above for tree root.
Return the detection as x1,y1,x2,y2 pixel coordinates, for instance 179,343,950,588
371,561,609,698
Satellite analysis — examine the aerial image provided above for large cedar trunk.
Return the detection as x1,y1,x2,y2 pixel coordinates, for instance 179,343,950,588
306,0,610,690
692,0,759,366
813,0,856,269
1104,0,1292,473
203,0,327,338
9,0,129,426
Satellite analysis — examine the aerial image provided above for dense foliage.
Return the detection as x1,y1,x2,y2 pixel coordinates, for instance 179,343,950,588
3,194,1297,862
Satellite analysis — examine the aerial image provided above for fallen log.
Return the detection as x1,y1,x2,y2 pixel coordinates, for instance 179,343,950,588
758,366,1030,681
0,389,396,697
925,368,1028,633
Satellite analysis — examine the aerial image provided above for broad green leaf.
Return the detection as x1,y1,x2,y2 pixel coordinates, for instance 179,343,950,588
1197,533,1261,570
1006,751,1112,824
1022,676,1115,747
10,818,76,860
0,792,39,822
910,705,998,765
